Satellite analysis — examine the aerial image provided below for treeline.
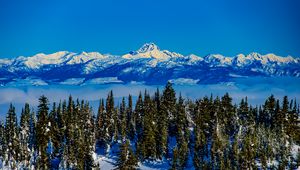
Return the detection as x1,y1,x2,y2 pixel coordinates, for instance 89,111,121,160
0,82,300,169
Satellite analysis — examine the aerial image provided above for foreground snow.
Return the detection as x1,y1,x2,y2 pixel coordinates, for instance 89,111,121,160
96,156,171,170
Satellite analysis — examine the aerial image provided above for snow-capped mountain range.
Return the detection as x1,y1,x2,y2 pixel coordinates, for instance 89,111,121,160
0,43,299,86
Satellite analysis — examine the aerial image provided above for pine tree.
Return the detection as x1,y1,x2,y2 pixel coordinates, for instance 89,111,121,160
19,103,31,168
64,95,77,168
158,82,176,158
82,103,97,169
55,101,65,158
28,110,37,154
175,94,189,168
126,95,135,140
178,137,189,168
106,90,117,143
119,97,127,140
262,95,276,128
240,133,256,169
193,126,206,170
281,96,289,129
73,100,85,169
238,97,249,127
0,121,5,159
139,91,157,160
126,147,138,170
170,147,179,170
287,99,298,139
220,93,236,136
231,134,239,169
296,149,300,168
96,99,106,146
115,140,137,170
36,95,50,169
4,103,19,169
48,102,61,167
176,94,188,142
154,88,162,159
161,81,177,136
135,92,144,140
135,92,144,159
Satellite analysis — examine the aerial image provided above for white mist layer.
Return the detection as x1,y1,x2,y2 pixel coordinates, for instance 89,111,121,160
0,77,299,119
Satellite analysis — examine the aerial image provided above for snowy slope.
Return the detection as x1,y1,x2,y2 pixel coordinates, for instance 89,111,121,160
0,43,299,86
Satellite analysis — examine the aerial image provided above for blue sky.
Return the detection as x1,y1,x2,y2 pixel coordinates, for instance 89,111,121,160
0,0,299,58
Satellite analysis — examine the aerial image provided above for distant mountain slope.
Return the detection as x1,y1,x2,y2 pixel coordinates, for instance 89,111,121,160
0,43,299,86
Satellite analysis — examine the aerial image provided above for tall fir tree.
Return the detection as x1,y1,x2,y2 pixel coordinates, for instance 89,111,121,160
159,82,176,158
126,94,135,140
262,95,276,127
96,98,106,146
119,97,127,140
48,102,61,165
4,104,20,169
19,103,31,168
138,91,157,160
220,93,236,136
36,95,50,169
287,99,298,139
28,110,37,154
82,103,97,169
106,90,117,143
0,121,5,159
135,92,144,140
175,94,189,168
115,140,138,170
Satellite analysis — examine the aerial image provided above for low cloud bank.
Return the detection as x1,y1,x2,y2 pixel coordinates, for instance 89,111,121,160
0,77,299,119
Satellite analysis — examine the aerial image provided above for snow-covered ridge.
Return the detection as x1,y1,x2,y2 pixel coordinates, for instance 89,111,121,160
0,43,299,86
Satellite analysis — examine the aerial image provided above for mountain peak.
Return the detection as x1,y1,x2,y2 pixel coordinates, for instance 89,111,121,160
137,43,160,53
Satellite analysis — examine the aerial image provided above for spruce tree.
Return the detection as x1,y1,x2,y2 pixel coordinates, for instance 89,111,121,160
19,103,31,167
262,95,276,128
126,95,135,140
170,147,179,170
36,95,50,169
55,101,65,158
64,95,77,168
231,134,239,169
220,93,236,136
4,103,19,169
0,121,5,159
82,103,97,169
135,92,144,159
106,90,116,143
135,92,144,140
193,126,206,170
175,94,189,168
161,81,177,136
96,99,106,146
48,102,61,165
139,91,157,160
28,110,37,154
238,97,249,127
154,88,162,159
158,82,176,158
281,96,289,129
287,99,298,139
119,97,127,140
176,94,188,142
116,140,137,170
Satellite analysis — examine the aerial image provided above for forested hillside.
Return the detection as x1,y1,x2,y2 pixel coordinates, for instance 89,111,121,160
0,82,299,169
